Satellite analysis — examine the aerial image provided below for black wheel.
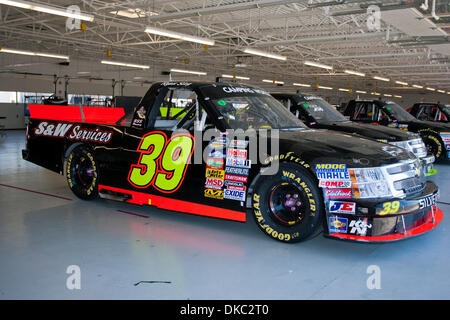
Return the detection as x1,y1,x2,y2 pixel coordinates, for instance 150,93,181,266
422,133,445,161
251,163,324,243
66,146,99,200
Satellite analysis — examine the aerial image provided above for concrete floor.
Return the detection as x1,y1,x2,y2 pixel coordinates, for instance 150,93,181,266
0,130,449,300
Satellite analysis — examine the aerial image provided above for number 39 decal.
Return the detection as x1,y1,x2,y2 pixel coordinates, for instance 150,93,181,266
128,131,194,193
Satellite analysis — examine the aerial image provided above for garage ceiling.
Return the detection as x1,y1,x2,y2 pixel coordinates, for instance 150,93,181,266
0,0,449,96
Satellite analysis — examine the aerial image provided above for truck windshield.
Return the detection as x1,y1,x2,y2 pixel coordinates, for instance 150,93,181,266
300,97,348,123
442,105,450,119
383,102,416,121
210,95,308,130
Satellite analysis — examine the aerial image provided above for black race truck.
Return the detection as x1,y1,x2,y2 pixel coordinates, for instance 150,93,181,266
343,99,450,162
408,102,450,123
22,82,442,243
272,93,435,176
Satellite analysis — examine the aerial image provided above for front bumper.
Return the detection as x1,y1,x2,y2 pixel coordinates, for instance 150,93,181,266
325,181,442,242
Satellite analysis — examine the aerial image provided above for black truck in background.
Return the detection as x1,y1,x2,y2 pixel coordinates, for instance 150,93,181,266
272,93,435,175
343,99,450,162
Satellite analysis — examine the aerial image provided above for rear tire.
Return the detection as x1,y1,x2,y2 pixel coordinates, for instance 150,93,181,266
66,146,99,200
251,163,323,243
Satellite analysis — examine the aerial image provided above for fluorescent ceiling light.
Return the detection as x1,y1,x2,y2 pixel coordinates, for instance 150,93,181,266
243,48,286,61
304,60,333,70
426,87,436,91
344,70,365,77
0,0,94,21
384,94,392,97
110,9,158,18
170,68,207,75
317,85,333,90
412,84,423,88
262,79,284,84
338,88,350,92
395,81,408,86
293,83,311,87
356,90,367,94
393,95,402,98
222,74,250,80
101,60,149,69
371,92,381,96
437,90,445,93
0,47,69,59
145,26,214,46
373,76,390,82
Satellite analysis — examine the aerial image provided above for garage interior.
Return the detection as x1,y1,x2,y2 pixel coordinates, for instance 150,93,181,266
1,0,450,299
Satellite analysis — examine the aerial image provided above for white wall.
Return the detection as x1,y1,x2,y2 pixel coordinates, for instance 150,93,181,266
0,103,26,129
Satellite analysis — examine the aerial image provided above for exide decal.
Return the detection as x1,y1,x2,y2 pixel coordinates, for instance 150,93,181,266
325,188,352,199
35,121,113,143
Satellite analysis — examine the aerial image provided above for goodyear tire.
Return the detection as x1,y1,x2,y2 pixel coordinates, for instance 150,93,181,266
251,163,323,243
66,146,99,200
422,133,445,161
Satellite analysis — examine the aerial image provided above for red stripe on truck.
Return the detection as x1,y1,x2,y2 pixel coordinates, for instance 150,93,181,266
28,104,125,125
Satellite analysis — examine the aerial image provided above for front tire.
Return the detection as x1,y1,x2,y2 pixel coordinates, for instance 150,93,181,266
422,133,445,161
66,145,99,200
251,163,324,243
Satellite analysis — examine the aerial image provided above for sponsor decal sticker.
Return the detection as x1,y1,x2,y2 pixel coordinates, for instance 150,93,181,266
315,163,350,181
329,201,356,214
440,133,450,150
329,216,348,234
319,180,352,188
205,168,225,179
204,188,224,199
349,219,372,236
225,174,248,183
226,157,251,168
224,188,246,201
226,185,246,192
204,178,224,190
208,149,226,159
228,139,248,149
34,121,113,143
224,180,244,187
227,148,248,159
225,166,249,176
325,188,352,199
207,158,224,169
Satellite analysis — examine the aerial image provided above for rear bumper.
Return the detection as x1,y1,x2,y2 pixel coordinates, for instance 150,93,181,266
325,181,442,242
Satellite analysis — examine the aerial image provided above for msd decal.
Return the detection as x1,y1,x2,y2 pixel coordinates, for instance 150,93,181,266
319,180,352,188
329,201,356,214
325,188,352,199
35,122,113,143
205,178,224,190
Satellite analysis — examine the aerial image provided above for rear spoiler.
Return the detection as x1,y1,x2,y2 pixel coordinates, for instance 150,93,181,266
28,104,126,126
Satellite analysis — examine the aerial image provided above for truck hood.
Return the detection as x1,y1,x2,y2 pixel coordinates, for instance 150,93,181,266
323,121,416,142
277,129,414,168
409,119,450,132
